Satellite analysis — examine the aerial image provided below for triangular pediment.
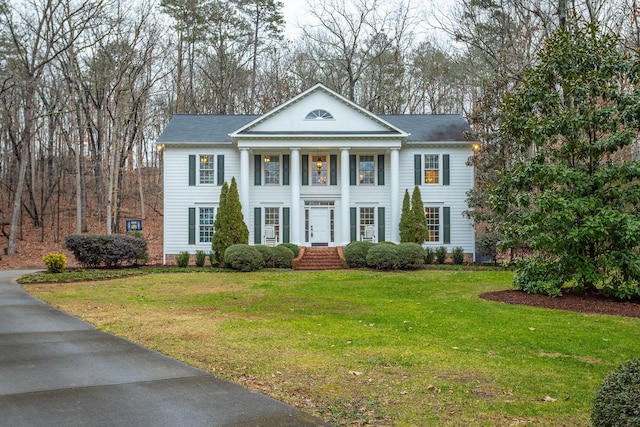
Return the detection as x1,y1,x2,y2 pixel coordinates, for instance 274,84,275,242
230,84,408,138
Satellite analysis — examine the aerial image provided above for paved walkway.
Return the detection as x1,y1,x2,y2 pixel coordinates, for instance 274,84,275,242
0,270,330,427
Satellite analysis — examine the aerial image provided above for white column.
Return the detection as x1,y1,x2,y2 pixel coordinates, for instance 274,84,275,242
341,147,351,245
239,148,250,224
390,148,400,243
290,148,301,244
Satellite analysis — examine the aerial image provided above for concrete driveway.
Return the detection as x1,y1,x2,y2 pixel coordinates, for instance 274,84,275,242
0,270,330,426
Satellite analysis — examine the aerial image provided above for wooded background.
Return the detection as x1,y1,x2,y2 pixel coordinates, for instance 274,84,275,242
1,0,637,255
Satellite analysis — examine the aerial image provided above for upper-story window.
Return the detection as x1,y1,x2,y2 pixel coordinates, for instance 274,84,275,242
359,155,375,185
305,109,334,120
424,154,439,184
312,155,328,185
264,155,280,185
200,155,215,184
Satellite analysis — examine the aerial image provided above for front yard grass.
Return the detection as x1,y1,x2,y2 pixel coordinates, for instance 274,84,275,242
24,269,640,426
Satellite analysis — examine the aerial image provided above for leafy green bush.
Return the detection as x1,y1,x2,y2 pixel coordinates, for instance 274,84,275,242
254,245,273,266
592,359,640,427
344,241,374,268
512,257,565,297
65,234,148,268
224,244,264,272
396,243,425,270
477,231,501,263
42,252,67,273
194,250,206,267
366,244,399,270
435,246,448,264
272,246,295,268
208,251,216,267
452,247,465,265
176,251,190,268
279,243,299,258
424,247,436,265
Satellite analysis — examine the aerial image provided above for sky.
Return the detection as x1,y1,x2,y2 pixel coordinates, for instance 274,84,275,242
280,0,457,44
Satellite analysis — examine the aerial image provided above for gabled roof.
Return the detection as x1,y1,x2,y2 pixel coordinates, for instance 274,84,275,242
157,113,472,144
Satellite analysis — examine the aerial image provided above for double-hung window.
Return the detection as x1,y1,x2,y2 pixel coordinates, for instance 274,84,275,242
264,207,280,240
264,155,280,185
359,155,375,185
424,154,439,184
425,207,440,242
359,207,375,237
199,207,215,243
199,155,215,184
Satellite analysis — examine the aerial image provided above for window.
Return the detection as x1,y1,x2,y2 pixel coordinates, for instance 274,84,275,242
424,154,439,184
200,155,215,184
425,207,440,242
359,155,375,185
264,155,280,185
360,207,375,237
312,155,327,185
305,109,333,120
199,207,215,243
264,207,280,240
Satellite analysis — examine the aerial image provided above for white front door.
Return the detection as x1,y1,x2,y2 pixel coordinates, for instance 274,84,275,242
309,207,330,245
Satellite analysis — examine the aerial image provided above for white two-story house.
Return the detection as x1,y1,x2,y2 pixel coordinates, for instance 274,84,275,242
158,83,476,264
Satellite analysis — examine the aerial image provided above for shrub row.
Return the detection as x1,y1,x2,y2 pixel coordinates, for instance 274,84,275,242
344,242,466,270
65,234,148,268
223,244,296,271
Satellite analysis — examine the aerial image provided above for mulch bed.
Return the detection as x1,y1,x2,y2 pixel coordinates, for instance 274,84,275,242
480,290,640,318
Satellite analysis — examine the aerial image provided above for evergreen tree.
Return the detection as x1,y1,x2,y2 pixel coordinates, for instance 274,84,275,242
410,186,428,244
212,181,229,263
399,189,412,242
212,177,249,263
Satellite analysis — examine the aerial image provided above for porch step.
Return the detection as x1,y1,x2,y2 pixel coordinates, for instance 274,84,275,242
293,247,347,270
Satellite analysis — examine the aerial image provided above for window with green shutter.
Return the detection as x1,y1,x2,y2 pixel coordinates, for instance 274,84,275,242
189,155,196,186
188,207,196,244
443,206,451,244
254,207,262,244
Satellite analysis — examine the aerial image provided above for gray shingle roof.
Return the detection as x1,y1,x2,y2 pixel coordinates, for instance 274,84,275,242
157,114,472,144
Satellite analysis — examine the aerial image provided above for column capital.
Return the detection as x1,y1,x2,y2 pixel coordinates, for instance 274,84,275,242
290,147,301,152
340,147,351,152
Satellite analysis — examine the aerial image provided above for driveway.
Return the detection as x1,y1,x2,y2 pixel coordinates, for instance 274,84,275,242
0,270,330,426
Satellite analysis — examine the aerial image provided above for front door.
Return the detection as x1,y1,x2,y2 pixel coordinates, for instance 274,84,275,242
309,207,330,245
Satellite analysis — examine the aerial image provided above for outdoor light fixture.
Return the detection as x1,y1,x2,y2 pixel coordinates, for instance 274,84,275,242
316,158,323,171
472,143,481,152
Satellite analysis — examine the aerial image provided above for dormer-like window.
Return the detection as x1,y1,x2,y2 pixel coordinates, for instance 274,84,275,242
305,109,333,120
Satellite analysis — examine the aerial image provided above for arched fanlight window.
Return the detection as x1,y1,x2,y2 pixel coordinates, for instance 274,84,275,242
305,109,334,120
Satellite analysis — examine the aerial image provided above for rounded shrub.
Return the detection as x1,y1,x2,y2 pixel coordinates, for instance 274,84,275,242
271,246,295,268
366,243,399,270
344,241,374,268
452,247,465,265
592,359,640,427
396,243,425,270
224,244,264,272
254,245,273,266
425,247,436,265
279,243,299,258
176,251,190,268
42,252,67,273
435,246,448,264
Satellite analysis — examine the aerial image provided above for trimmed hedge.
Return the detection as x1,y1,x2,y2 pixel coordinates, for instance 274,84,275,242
272,246,295,268
344,241,374,268
435,246,448,264
254,245,273,266
279,243,299,258
224,244,264,271
592,359,640,426
65,234,148,268
396,243,425,270
42,252,67,273
366,244,399,270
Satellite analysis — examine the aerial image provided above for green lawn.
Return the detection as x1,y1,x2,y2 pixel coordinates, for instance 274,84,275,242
24,269,640,426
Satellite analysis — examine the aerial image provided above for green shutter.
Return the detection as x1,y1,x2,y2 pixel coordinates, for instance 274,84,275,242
301,154,309,186
443,206,451,244
189,155,196,186
443,154,450,186
378,154,385,185
349,155,356,186
254,155,261,186
350,207,357,242
283,155,290,186
188,207,196,244
377,207,385,242
283,207,290,243
414,154,421,185
217,155,224,186
254,207,261,244
330,154,337,185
